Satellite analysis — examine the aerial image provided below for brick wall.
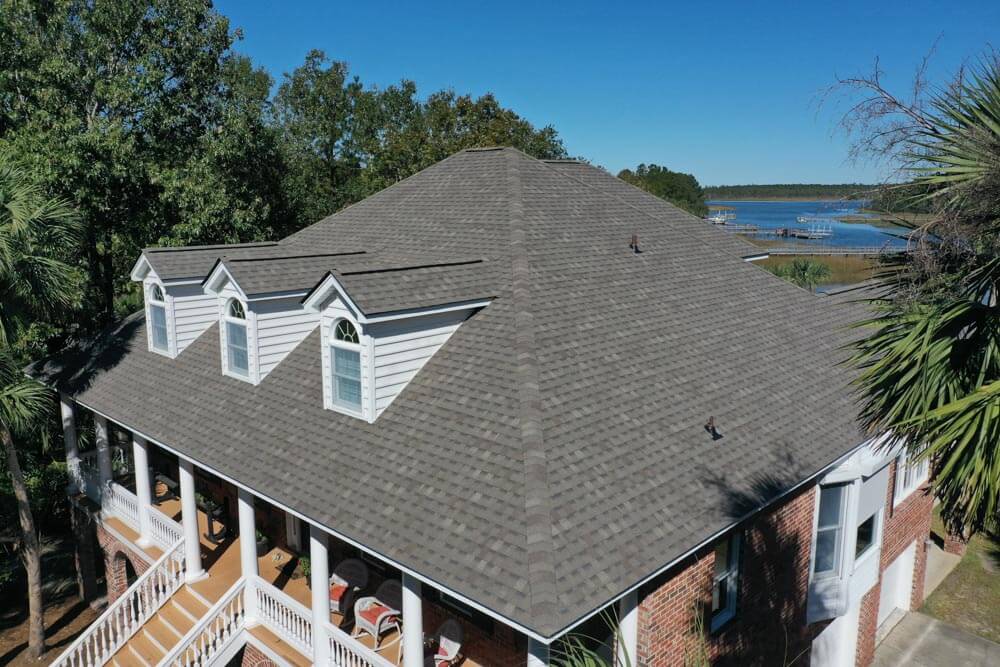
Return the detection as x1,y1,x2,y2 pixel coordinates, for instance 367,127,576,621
636,485,817,667
239,642,280,667
880,459,933,609
422,596,525,667
855,583,881,667
96,524,150,602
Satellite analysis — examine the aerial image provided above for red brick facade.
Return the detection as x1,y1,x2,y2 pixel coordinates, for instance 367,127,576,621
240,642,280,667
422,597,525,667
634,461,934,667
96,523,150,602
637,485,817,666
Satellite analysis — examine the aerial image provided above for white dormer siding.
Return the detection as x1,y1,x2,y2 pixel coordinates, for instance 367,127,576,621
215,281,321,385
170,283,219,353
369,310,469,418
254,297,321,380
317,294,473,422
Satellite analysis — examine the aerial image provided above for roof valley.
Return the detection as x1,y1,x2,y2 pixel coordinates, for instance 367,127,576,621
507,149,559,625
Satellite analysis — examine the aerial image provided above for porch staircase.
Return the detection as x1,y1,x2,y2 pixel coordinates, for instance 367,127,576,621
108,586,210,666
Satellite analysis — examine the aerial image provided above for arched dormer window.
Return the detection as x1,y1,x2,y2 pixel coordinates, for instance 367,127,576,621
148,284,168,352
330,319,362,411
225,298,249,377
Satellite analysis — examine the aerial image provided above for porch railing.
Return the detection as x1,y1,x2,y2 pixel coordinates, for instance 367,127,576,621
254,577,313,659
77,446,124,502
326,620,397,667
157,578,246,667
50,539,186,667
103,481,141,528
148,502,184,549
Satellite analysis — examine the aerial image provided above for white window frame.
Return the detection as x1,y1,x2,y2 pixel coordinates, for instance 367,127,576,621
330,319,363,414
893,448,929,507
147,283,170,355
812,483,848,580
223,298,251,380
853,509,881,565
710,532,741,632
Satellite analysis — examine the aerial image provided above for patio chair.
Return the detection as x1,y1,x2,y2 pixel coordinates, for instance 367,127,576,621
329,558,369,621
352,579,402,652
424,618,464,667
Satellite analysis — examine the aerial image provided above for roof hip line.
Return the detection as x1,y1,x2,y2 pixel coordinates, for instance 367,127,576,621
507,149,560,626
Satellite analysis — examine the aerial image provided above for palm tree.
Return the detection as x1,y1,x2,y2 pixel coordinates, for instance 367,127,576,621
850,57,1000,536
770,259,832,292
0,155,79,659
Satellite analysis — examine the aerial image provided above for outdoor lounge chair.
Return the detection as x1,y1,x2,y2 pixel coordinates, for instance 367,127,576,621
352,579,402,652
424,618,464,667
329,558,369,622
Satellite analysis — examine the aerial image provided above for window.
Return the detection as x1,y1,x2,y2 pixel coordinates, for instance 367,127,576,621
225,299,249,377
814,484,846,576
148,284,168,351
331,319,362,411
855,514,877,559
894,448,929,504
711,533,741,631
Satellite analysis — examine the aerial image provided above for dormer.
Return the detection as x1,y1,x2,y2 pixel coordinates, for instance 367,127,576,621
131,244,275,358
302,259,496,422
203,255,329,385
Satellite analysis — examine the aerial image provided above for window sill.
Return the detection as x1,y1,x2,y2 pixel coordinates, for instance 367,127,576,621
710,608,736,634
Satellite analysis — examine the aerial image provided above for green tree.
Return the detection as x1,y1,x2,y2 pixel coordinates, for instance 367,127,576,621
618,164,708,216
768,259,832,292
840,55,1000,535
0,0,255,326
0,155,80,659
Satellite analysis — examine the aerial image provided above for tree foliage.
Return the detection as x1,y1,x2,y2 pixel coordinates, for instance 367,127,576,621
702,184,874,200
768,259,832,292
618,163,708,216
839,53,1000,535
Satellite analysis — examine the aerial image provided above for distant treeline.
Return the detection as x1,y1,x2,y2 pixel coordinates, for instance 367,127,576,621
704,184,876,200
618,164,708,216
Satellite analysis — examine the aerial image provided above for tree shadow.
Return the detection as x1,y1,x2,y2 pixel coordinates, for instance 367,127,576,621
24,313,144,395
699,467,814,666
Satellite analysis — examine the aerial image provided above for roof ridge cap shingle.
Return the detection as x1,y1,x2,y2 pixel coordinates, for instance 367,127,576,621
507,149,560,629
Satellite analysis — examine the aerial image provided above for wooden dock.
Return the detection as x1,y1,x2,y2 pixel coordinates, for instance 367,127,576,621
764,246,907,256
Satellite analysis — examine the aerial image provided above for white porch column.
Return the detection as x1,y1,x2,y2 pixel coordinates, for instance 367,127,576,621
59,393,81,493
132,435,153,547
527,638,550,667
617,591,639,666
401,574,424,667
178,459,206,582
94,415,113,490
237,488,259,623
309,525,330,665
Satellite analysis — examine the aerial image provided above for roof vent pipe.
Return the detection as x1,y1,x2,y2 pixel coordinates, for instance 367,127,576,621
630,233,641,254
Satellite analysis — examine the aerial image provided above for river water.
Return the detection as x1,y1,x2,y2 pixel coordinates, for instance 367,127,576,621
706,200,909,250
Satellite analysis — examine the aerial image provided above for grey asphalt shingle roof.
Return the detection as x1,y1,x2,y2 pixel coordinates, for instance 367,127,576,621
30,147,869,639
141,242,282,281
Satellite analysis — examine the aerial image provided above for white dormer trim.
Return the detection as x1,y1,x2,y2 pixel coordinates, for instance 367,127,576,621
204,261,249,300
219,294,258,384
144,278,176,358
321,303,374,422
302,271,491,323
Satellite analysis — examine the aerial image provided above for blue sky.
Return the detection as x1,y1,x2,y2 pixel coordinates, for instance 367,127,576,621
215,1,998,185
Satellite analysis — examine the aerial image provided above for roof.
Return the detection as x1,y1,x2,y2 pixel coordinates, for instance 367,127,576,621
139,242,283,281
29,147,869,639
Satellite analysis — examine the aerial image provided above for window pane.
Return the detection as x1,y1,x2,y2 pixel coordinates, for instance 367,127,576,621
714,540,730,578
814,529,838,573
227,322,248,375
334,347,361,379
818,485,843,528
150,305,168,350
336,376,361,407
713,578,729,613
855,515,876,558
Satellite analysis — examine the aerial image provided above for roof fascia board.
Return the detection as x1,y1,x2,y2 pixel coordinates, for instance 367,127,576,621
542,433,880,643
130,254,152,282
302,272,362,314
70,397,550,644
742,254,770,262
363,298,493,323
